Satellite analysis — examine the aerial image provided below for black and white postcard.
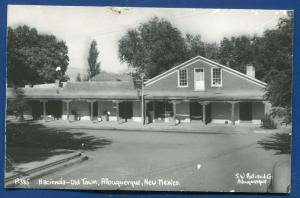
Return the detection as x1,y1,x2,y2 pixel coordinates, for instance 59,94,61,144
5,5,292,193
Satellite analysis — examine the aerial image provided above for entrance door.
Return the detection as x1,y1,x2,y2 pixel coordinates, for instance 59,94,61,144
93,102,98,117
194,68,205,91
240,102,252,121
31,101,43,120
119,101,133,120
190,102,202,120
47,100,62,119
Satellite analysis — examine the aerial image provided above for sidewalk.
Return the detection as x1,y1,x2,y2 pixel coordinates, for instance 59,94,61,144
38,119,279,134
5,152,88,187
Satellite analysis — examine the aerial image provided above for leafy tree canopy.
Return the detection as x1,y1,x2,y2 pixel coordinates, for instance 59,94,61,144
119,17,220,80
217,13,293,109
7,25,69,87
119,17,188,78
262,13,293,109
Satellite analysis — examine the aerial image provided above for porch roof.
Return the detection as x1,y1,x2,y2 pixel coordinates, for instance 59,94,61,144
6,81,139,100
144,90,265,101
60,81,138,99
6,72,139,100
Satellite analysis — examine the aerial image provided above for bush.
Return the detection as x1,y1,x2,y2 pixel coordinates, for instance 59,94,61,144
270,107,291,125
261,114,277,129
6,87,26,120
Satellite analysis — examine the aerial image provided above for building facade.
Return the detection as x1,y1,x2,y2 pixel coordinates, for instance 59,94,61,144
6,56,271,125
143,56,271,125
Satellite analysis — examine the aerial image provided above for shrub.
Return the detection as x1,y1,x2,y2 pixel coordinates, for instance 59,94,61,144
270,107,291,125
6,88,26,120
261,114,277,129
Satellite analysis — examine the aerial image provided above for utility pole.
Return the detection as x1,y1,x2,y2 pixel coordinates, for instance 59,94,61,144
141,76,144,125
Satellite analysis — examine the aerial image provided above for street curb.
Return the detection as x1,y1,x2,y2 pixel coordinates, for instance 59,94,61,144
5,152,88,188
58,126,257,134
59,126,224,134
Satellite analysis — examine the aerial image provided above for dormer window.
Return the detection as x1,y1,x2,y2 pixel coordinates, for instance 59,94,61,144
178,69,188,87
211,68,222,87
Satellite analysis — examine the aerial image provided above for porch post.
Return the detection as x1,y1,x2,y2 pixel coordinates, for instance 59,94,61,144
63,100,71,122
115,100,120,122
230,101,238,125
173,101,177,122
153,101,156,123
90,100,95,121
66,101,70,121
200,102,209,125
144,100,150,124
41,100,48,121
202,104,206,125
263,101,270,115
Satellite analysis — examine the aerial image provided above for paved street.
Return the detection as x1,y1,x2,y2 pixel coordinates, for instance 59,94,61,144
27,128,290,192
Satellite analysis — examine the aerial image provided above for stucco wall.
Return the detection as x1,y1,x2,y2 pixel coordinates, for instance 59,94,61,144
97,101,116,116
98,101,117,121
252,102,264,124
132,101,141,117
176,102,190,122
211,102,239,124
61,101,134,121
62,101,90,120
23,100,33,119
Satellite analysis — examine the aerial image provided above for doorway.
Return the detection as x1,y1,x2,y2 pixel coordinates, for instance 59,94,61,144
239,102,252,121
154,102,173,122
31,101,42,120
119,101,133,120
194,68,205,91
190,102,202,120
47,100,62,119
93,102,98,117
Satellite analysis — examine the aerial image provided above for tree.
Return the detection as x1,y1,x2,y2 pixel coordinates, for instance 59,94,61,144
185,33,219,61
185,33,206,58
203,42,219,61
217,35,255,73
118,17,188,78
216,13,293,109
7,25,69,87
6,87,26,120
262,13,293,109
87,40,101,79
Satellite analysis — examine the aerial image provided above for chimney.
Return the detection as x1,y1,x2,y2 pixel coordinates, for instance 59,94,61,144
246,64,255,78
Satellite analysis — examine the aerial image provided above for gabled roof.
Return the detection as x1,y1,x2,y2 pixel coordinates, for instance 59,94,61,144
144,56,267,88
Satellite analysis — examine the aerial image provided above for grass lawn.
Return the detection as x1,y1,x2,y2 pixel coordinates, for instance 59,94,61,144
6,120,112,172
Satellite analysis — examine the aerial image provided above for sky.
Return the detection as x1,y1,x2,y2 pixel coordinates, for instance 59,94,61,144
7,5,288,80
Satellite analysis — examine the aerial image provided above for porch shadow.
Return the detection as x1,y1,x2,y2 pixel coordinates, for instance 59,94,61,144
6,120,112,171
257,133,291,155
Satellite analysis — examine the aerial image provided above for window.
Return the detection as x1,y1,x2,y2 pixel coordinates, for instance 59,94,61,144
211,68,222,87
178,69,188,87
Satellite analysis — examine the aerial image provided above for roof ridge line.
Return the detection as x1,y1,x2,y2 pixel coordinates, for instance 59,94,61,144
145,55,267,87
197,56,267,86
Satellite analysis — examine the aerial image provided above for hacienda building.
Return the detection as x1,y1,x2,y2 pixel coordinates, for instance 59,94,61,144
6,56,271,125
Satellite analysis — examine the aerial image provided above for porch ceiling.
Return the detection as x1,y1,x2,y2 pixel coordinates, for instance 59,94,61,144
144,90,265,101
